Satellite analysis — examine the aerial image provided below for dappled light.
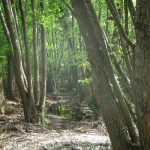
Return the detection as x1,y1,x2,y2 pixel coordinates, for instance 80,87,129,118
0,0,149,149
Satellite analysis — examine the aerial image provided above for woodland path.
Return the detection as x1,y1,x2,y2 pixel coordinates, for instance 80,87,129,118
0,94,111,150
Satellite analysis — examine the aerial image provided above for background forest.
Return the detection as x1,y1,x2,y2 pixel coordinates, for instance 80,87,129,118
0,0,150,150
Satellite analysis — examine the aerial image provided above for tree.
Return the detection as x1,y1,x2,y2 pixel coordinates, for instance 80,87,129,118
70,0,138,149
38,0,47,123
19,0,36,122
1,0,150,148
31,0,40,105
1,0,34,121
7,54,15,100
134,0,150,149
0,76,5,114
0,0,44,123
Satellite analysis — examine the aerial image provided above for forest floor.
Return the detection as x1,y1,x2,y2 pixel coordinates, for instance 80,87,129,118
0,94,111,150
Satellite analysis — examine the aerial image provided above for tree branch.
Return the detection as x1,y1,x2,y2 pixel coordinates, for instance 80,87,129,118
105,0,135,50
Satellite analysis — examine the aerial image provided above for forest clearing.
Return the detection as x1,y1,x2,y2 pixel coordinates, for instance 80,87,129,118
0,0,150,149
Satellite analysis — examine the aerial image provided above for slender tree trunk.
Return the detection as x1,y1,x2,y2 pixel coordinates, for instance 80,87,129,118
105,0,135,50
1,0,29,119
7,54,15,100
31,0,40,105
128,0,135,27
0,8,12,49
11,0,27,75
61,18,79,92
0,76,5,114
38,0,47,123
19,0,36,122
0,11,15,100
46,72,53,94
1,0,39,122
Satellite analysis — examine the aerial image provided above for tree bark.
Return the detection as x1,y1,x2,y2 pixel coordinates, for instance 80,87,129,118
105,0,135,50
31,0,40,105
2,0,29,119
71,0,133,149
1,0,38,122
134,0,150,149
0,76,5,114
128,0,135,27
19,0,37,122
0,10,15,100
7,54,15,100
87,0,138,145
38,0,47,123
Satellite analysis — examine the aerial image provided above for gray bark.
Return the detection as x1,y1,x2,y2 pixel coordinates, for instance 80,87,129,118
38,0,47,123
134,0,150,149
31,0,40,105
19,0,36,121
71,0,133,149
0,76,5,114
7,54,15,100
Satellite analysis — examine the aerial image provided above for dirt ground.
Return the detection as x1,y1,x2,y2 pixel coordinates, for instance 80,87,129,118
0,97,111,150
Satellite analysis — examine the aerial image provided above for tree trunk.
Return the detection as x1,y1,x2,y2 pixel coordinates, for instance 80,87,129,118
31,0,40,105
71,0,132,149
0,6,15,101
0,76,5,114
134,0,150,149
46,72,53,94
2,0,29,119
19,0,37,122
7,54,15,100
128,0,135,27
61,17,80,92
38,0,47,123
85,0,139,145
1,0,37,122
105,0,135,50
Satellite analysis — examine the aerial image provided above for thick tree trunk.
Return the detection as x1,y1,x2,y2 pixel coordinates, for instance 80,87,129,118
81,0,138,145
71,0,133,149
134,0,150,149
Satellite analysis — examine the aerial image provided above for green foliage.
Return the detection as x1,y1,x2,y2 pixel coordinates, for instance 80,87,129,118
78,77,93,85
0,24,10,75
79,61,91,70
